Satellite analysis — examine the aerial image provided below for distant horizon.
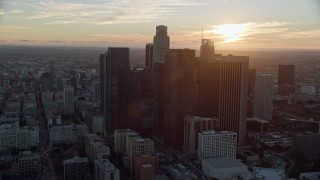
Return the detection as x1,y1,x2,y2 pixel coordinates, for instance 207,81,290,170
0,0,319,49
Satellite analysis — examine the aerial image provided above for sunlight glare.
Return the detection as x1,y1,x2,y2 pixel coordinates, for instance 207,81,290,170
213,24,248,43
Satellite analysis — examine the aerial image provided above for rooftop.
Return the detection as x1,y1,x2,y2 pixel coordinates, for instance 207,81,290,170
253,167,285,180
202,157,246,169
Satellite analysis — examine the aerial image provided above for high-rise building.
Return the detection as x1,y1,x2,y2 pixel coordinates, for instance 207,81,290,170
247,69,256,117
99,54,106,114
200,39,215,58
183,116,219,155
153,25,170,64
103,48,130,135
63,86,74,116
219,55,248,145
153,25,169,137
113,129,140,154
164,49,196,150
128,138,154,173
198,131,237,163
196,58,220,118
130,68,154,135
94,159,120,180
278,65,295,96
145,43,153,68
254,74,274,121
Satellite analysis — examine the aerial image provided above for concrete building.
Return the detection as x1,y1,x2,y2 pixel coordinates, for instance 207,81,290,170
219,55,248,145
183,116,219,155
198,131,237,162
113,129,140,154
164,49,196,150
63,157,90,180
128,138,154,173
202,157,248,179
49,124,88,145
0,129,29,149
254,74,274,121
145,43,153,68
18,151,41,177
246,117,269,133
94,159,120,180
63,86,75,115
299,172,320,180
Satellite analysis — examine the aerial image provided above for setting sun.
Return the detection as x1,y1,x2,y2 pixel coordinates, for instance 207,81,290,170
213,24,248,43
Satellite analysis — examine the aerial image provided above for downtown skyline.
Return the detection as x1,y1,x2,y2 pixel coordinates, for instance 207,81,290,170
0,0,319,50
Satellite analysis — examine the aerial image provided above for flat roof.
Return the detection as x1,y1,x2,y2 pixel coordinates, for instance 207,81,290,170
203,157,246,169
253,167,285,180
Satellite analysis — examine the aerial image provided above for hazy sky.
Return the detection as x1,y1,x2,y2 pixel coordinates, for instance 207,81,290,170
0,0,319,49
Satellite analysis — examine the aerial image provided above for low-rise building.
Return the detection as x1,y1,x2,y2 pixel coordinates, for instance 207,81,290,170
63,157,90,180
94,159,120,180
17,151,41,177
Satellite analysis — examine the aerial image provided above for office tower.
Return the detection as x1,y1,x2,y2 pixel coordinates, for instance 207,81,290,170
247,69,256,117
134,155,156,180
153,25,169,137
278,65,295,96
153,25,170,63
70,76,77,96
198,131,237,163
103,48,130,135
130,68,154,135
183,116,219,155
39,72,53,92
63,157,89,180
164,49,196,150
200,39,215,58
293,133,320,159
128,138,154,173
145,43,153,68
254,74,274,121
219,55,248,145
99,54,106,114
93,82,101,104
196,58,220,118
63,86,74,116
94,159,120,180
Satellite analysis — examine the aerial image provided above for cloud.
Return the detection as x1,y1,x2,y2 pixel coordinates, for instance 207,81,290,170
20,40,36,42
7,0,204,25
0,9,4,16
0,25,33,33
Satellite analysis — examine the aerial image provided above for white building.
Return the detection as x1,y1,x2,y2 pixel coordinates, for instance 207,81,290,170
183,116,218,155
198,131,237,163
254,74,274,121
63,86,74,115
113,129,140,154
49,124,88,145
202,157,248,179
152,25,170,64
94,159,120,180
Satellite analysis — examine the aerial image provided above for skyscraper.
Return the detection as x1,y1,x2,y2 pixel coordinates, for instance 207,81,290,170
99,54,106,114
103,48,130,135
196,39,220,118
200,39,215,58
219,55,249,145
70,76,77,96
247,69,256,117
145,43,153,68
153,25,169,137
254,74,274,121
163,49,196,150
63,86,74,116
153,25,170,63
278,64,295,96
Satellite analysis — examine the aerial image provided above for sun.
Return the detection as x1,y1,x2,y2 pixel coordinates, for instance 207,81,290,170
213,24,248,43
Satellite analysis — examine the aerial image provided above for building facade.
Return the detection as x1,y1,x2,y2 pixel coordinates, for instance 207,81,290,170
254,74,274,121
